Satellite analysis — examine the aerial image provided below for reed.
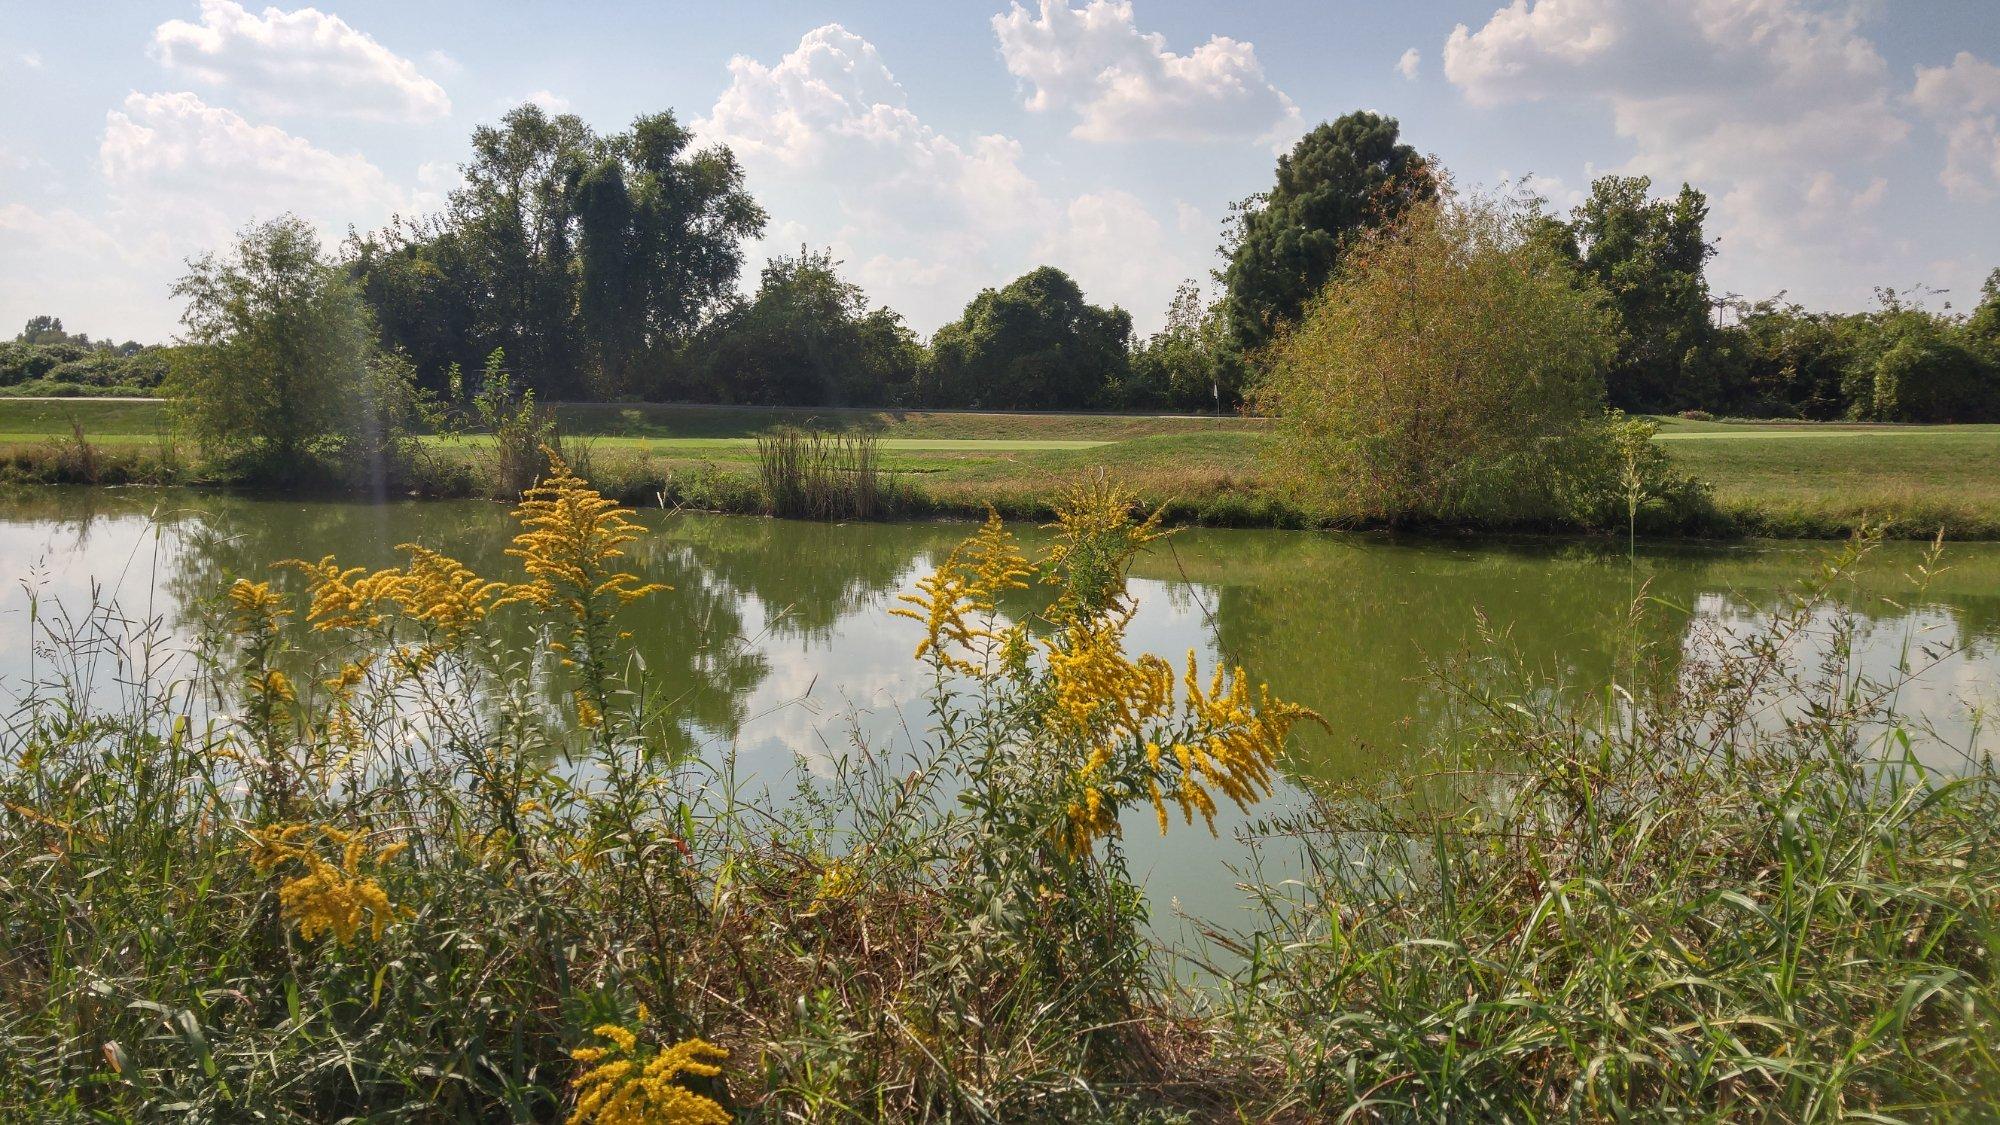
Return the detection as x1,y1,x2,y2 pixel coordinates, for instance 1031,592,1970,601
755,427,884,520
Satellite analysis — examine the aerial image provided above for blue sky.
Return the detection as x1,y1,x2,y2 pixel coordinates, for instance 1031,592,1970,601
3,1,1997,343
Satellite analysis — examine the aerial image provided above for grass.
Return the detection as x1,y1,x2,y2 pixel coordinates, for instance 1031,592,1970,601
2,398,1997,537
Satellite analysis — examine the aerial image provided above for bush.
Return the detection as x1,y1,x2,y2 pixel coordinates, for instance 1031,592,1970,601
1677,408,1714,421
1852,315,1996,422
1546,412,1715,534
167,216,386,480
0,341,90,386
1260,194,1628,527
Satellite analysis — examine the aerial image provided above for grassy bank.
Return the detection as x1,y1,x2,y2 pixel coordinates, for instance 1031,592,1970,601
3,473,1994,1121
3,398,1998,537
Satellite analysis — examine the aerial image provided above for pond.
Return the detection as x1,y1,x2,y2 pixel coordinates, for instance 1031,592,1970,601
4,487,1997,947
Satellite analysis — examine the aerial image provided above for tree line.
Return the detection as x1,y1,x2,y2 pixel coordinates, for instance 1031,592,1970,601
0,316,177,397
29,100,2000,426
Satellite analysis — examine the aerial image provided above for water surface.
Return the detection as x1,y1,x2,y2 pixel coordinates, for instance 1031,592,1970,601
4,488,1995,942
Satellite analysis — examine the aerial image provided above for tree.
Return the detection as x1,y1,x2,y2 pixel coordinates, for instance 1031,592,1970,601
18,316,83,346
168,216,383,474
696,247,922,405
1125,281,1246,411
352,104,764,400
1968,268,2000,357
1260,195,1626,524
1562,176,1716,411
925,267,1132,409
1845,295,1998,423
1221,112,1435,353
1710,298,1861,419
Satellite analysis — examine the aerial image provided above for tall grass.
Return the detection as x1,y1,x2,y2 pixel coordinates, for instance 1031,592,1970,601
1218,535,2000,1120
756,428,885,520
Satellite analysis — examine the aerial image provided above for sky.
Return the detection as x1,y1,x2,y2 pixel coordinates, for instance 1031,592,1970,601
2,1,1997,344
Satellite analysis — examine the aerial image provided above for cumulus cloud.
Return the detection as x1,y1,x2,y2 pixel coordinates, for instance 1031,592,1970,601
0,204,157,340
697,24,1042,215
1397,48,1421,81
991,1,1301,145
696,23,1204,333
696,25,1055,329
6,90,415,339
102,90,404,240
1034,189,1187,316
152,0,450,122
1910,51,2000,201
1442,0,1914,300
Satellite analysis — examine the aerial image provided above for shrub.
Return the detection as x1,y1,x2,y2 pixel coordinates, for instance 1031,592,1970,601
1545,412,1715,535
1260,194,1625,527
167,216,382,480
1677,408,1714,421
467,348,563,497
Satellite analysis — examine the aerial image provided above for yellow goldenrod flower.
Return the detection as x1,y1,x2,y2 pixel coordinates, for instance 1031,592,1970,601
506,449,667,618
225,579,288,637
1042,479,1166,621
568,1022,730,1125
286,557,393,632
383,544,509,640
247,823,403,943
888,513,1029,676
246,668,295,705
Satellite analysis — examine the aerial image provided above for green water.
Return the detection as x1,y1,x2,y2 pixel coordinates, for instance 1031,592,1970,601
4,488,1996,941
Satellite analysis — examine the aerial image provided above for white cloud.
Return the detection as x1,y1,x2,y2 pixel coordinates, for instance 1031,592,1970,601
519,88,571,113
102,90,404,240
991,1,1301,145
18,51,42,70
1397,48,1421,81
152,0,450,122
1442,0,1913,301
1910,51,2000,201
1034,189,1186,316
0,204,155,340
9,91,417,340
696,24,1057,330
696,24,1205,333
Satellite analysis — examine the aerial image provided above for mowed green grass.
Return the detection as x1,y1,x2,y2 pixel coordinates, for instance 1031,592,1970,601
4,398,1997,536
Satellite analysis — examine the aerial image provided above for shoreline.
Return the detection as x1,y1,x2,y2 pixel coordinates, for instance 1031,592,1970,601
3,398,1998,541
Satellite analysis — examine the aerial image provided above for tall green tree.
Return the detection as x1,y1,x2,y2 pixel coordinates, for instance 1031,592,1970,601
1561,175,1716,410
168,216,381,473
353,104,764,400
1221,112,1435,353
925,267,1132,409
